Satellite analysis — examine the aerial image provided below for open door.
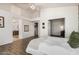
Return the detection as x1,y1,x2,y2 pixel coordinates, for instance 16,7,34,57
48,18,65,38
34,23,38,38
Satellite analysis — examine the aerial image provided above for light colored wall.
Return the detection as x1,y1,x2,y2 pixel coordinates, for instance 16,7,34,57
12,19,19,31
21,9,32,19
19,19,34,39
11,5,21,16
0,10,13,45
21,9,40,19
48,21,50,35
22,20,34,38
0,4,35,45
39,6,78,38
19,19,23,39
39,19,48,37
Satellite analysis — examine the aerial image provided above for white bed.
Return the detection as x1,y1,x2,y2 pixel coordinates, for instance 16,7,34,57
26,36,79,55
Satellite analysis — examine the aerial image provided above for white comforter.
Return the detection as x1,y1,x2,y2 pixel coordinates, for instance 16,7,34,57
26,36,79,55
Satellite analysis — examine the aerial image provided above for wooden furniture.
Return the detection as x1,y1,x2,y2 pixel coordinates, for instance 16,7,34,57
50,30,65,38
13,31,19,36
60,30,65,38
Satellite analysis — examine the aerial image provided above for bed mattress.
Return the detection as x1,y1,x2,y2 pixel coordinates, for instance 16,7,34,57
26,36,79,55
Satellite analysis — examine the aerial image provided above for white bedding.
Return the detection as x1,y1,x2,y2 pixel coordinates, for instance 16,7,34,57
26,36,79,55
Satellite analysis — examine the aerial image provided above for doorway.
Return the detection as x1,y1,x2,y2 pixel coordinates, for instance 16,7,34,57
34,23,38,38
12,19,19,41
48,18,65,38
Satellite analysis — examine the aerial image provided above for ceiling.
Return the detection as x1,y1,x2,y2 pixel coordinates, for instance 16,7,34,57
15,3,79,10
13,3,79,19
35,3,79,8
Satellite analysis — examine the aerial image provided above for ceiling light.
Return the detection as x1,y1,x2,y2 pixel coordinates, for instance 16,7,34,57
30,5,36,10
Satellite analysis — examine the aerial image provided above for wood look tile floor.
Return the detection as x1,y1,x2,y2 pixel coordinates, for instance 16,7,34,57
0,36,36,55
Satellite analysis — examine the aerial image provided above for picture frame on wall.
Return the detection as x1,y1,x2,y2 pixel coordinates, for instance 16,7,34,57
0,16,4,28
24,25,29,32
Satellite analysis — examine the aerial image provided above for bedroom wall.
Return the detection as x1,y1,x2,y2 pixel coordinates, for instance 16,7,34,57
39,6,78,38
19,19,34,39
12,19,19,31
38,19,48,37
21,9,33,19
0,10,13,45
11,5,21,16
0,4,35,45
11,5,35,39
